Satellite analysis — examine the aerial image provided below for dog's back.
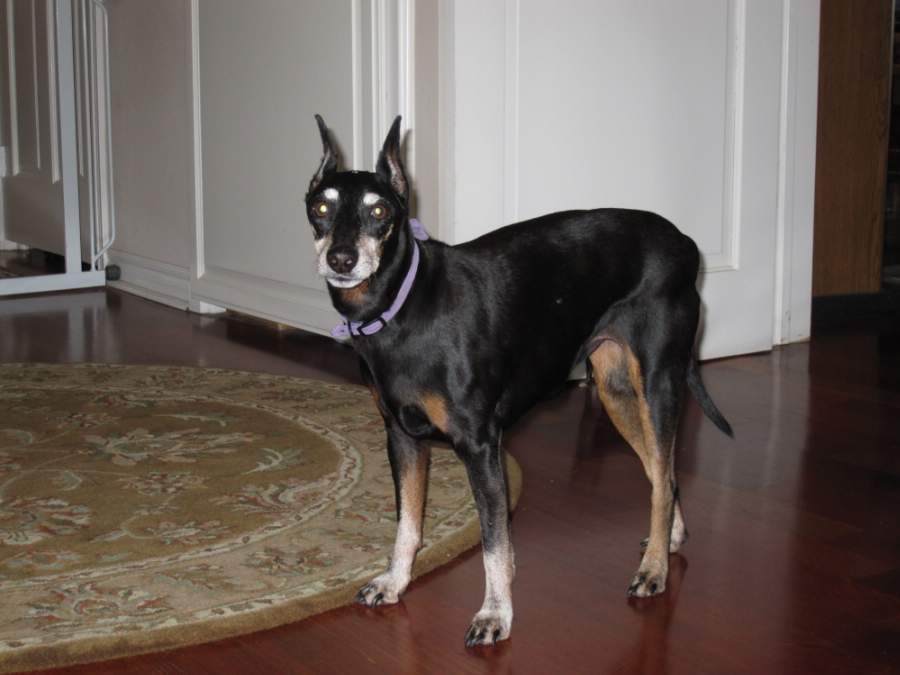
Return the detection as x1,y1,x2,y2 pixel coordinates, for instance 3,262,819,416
425,208,701,424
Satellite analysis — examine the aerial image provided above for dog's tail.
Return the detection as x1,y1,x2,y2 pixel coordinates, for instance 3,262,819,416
686,358,733,437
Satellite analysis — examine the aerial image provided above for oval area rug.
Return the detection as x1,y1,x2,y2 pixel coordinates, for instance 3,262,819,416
0,363,522,673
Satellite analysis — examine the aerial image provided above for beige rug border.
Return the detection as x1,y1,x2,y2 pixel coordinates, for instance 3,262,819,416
0,363,523,674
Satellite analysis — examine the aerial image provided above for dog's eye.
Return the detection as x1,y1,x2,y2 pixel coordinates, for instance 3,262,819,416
313,201,329,216
371,205,389,220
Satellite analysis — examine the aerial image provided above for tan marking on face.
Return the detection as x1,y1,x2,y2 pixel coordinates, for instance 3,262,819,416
419,392,449,433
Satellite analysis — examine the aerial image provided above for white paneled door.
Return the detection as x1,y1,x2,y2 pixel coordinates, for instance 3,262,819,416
443,0,817,359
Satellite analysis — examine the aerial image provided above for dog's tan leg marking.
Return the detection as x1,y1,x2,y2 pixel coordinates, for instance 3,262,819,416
590,341,679,597
357,444,430,605
419,392,450,434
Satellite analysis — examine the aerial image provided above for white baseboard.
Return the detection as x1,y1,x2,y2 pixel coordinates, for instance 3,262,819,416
107,248,191,310
106,251,340,336
191,264,338,337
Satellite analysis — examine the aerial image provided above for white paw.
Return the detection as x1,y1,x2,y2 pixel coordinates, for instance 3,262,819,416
356,572,407,607
464,607,512,647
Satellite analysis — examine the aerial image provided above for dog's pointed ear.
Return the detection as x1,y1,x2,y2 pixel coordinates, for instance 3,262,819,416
309,114,338,194
376,115,408,201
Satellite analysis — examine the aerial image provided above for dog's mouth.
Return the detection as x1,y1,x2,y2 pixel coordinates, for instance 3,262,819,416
323,273,369,289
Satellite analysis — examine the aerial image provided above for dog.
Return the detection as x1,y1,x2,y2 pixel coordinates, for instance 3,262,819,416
305,115,732,647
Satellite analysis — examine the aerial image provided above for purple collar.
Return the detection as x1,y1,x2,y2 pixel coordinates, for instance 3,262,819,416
330,218,429,339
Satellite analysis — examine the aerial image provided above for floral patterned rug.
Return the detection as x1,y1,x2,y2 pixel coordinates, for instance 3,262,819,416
0,364,521,673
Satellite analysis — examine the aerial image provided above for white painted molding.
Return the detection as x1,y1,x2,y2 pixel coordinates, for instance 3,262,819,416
107,248,190,310
5,0,20,175
355,0,414,172
189,299,225,314
188,0,205,283
191,265,338,336
703,0,745,274
502,0,519,226
46,0,60,183
773,0,819,345
351,0,364,168
437,0,455,243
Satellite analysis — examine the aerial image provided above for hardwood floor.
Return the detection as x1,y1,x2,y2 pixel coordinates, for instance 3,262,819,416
2,289,898,674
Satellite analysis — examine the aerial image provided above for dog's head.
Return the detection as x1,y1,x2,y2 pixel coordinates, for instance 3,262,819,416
305,115,409,291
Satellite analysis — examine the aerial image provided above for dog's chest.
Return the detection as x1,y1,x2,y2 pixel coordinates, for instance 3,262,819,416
367,362,451,439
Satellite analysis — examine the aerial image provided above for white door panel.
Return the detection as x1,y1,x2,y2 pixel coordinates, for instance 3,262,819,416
445,0,787,359
191,0,355,331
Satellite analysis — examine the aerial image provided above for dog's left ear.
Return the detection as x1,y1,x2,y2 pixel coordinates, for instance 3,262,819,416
376,115,408,202
309,114,338,194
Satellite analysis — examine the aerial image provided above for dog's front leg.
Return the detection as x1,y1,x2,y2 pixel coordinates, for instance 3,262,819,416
458,431,515,647
357,425,429,606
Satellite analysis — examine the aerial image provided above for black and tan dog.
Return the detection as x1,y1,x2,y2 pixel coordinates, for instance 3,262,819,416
305,115,732,647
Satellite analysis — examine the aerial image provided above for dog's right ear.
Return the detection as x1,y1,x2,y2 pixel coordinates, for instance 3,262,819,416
376,116,408,202
309,114,338,194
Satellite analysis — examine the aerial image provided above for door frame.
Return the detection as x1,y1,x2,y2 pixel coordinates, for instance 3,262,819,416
774,0,819,345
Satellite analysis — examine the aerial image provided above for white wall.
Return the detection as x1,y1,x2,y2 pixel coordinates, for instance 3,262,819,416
188,0,354,329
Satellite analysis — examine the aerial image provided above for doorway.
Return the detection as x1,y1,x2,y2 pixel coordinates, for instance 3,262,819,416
812,0,900,324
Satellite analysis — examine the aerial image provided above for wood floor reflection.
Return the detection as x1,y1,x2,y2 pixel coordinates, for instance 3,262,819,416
2,288,898,675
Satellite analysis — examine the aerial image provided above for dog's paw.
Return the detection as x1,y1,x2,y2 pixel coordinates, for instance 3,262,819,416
627,569,667,598
356,573,405,607
464,609,512,647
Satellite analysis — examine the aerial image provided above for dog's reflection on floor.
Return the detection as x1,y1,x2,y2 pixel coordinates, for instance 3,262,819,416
611,553,689,675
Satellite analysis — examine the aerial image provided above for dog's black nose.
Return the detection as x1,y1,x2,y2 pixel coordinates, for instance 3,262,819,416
327,246,358,274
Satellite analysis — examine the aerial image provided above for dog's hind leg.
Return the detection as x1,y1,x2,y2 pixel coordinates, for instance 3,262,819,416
357,426,430,606
456,427,515,647
589,339,686,597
